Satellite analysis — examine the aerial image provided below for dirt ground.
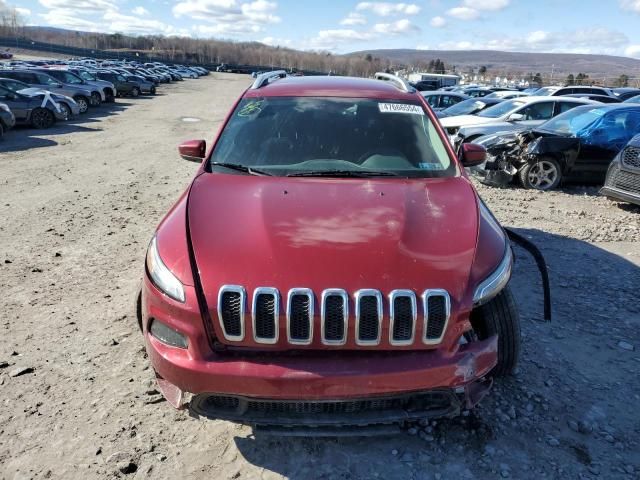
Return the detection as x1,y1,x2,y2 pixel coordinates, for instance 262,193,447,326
1,73,639,480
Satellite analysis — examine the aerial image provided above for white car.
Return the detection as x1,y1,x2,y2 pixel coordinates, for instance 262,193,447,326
485,91,531,100
440,96,598,143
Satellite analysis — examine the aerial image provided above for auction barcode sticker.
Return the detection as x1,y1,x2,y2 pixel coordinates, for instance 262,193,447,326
378,103,424,115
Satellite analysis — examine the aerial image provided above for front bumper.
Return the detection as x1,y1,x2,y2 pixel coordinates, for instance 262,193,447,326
600,160,640,206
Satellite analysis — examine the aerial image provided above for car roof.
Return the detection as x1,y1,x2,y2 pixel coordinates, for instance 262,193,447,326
421,91,467,96
243,76,418,100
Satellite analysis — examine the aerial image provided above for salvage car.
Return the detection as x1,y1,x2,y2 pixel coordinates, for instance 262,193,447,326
421,91,469,111
452,97,596,148
0,102,16,138
474,104,640,190
600,134,640,207
0,77,80,119
0,85,64,128
137,72,524,433
442,96,595,144
34,68,105,106
436,97,503,119
551,85,615,97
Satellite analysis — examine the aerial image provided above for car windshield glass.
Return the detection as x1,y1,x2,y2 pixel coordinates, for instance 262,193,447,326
116,75,126,81
78,71,95,81
441,99,487,116
534,87,558,96
537,106,607,136
477,99,527,118
624,95,640,103
210,97,455,178
38,73,59,86
55,71,82,84
1,79,28,91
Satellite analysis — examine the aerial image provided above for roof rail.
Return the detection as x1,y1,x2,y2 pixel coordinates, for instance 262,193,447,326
250,70,288,89
374,72,415,93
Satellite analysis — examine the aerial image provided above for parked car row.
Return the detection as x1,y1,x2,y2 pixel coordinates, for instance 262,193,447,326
0,57,209,138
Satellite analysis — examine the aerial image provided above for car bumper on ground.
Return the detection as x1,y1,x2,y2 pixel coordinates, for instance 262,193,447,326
601,161,640,206
140,276,498,428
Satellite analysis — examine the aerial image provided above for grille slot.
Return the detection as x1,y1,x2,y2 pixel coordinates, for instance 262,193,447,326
321,289,348,345
287,289,314,345
218,286,245,341
389,290,417,345
252,288,279,344
355,290,382,345
622,146,640,169
423,290,451,344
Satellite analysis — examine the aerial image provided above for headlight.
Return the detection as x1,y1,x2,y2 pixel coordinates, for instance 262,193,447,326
146,236,185,302
473,245,513,306
0,104,10,113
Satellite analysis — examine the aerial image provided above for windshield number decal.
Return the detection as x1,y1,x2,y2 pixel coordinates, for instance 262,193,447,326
378,103,424,115
238,100,264,117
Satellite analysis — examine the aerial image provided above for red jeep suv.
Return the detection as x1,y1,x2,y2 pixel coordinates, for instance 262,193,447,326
137,72,520,433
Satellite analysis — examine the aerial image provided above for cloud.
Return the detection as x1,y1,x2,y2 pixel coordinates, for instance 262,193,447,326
173,0,280,37
620,0,640,13
355,2,420,16
16,6,31,17
372,18,419,34
463,0,510,11
131,6,149,15
38,9,103,30
430,16,446,28
626,45,640,57
446,6,479,20
38,0,115,13
340,12,366,25
261,36,292,47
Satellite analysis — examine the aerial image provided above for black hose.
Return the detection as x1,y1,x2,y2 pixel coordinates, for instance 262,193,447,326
505,228,552,321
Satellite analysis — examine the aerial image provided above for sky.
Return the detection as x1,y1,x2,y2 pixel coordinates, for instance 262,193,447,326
9,0,640,58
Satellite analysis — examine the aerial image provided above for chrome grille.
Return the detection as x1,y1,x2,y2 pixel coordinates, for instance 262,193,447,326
218,286,245,341
355,290,382,345
622,146,640,169
287,289,314,345
423,290,451,345
252,288,279,344
215,287,450,347
321,289,348,345
389,290,417,345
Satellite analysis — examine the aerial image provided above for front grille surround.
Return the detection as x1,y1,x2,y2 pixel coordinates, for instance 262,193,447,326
388,290,417,346
422,289,451,345
217,285,246,342
354,289,383,346
286,288,314,345
321,289,349,346
252,287,279,344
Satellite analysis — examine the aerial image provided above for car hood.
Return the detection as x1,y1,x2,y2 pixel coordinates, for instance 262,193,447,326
440,115,497,128
188,173,480,307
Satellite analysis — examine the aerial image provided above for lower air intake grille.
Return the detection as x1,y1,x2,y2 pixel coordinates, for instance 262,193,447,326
220,290,243,339
613,169,640,195
425,293,449,342
254,290,277,342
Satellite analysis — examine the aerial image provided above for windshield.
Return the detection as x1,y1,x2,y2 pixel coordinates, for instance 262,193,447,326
537,106,606,135
0,79,29,91
116,75,126,82
477,99,527,118
78,71,96,81
53,71,83,84
441,98,488,116
534,87,558,96
211,97,455,178
624,95,640,103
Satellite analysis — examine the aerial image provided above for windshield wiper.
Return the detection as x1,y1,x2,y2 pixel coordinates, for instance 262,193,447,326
287,170,400,178
210,162,272,176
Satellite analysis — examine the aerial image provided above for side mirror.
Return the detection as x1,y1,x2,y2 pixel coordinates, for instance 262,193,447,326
179,139,206,162
507,113,524,122
460,143,487,167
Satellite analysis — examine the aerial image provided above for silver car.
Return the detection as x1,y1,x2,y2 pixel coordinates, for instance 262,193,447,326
1,70,93,113
35,69,105,107
67,68,117,103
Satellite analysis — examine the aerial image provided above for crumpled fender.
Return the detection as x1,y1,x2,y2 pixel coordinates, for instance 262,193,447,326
525,136,580,173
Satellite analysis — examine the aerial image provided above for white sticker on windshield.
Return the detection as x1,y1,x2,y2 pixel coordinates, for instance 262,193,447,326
378,103,424,115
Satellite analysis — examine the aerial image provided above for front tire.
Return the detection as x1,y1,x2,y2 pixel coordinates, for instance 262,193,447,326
74,96,89,113
30,108,55,129
58,102,71,120
131,87,140,97
469,286,521,377
90,92,102,106
519,158,562,190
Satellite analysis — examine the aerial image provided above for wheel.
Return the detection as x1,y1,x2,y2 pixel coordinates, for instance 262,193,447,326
90,91,102,106
58,102,71,120
30,107,55,129
131,87,140,97
150,86,156,95
74,96,89,113
519,158,562,190
0,122,4,139
468,286,521,377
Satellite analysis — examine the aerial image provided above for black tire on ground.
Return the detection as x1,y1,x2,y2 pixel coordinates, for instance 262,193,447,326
30,107,55,129
469,286,521,377
519,158,562,190
0,122,4,138
58,102,71,120
131,87,140,97
74,96,89,113
150,86,156,95
90,92,102,106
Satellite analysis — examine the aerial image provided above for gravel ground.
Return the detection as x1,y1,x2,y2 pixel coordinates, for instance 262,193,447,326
1,74,639,480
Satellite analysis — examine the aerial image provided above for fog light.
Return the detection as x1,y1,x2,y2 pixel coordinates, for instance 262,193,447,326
149,319,188,348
